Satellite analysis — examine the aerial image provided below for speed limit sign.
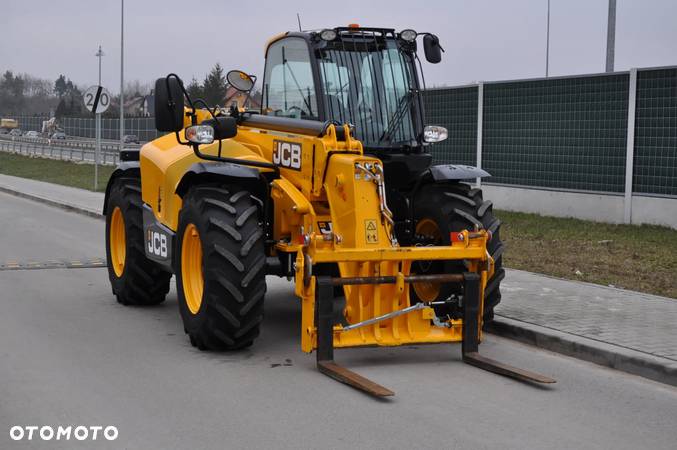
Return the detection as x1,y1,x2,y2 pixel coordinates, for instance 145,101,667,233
83,85,111,114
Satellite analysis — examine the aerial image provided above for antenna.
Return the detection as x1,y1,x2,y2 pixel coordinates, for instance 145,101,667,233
296,13,302,31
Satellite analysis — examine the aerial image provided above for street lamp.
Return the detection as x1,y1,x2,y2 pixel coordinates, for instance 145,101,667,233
545,0,550,77
95,45,105,190
119,0,124,150
606,0,616,72
96,45,104,85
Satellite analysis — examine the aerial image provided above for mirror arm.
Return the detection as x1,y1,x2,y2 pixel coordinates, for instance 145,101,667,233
164,72,276,172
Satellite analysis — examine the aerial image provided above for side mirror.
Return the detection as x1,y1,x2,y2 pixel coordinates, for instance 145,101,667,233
202,116,237,140
154,77,185,132
226,70,255,92
423,34,443,64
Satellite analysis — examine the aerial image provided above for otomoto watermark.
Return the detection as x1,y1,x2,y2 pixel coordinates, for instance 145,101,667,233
9,425,118,441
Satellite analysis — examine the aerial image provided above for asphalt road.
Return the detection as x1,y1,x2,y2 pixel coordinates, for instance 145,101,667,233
1,192,676,450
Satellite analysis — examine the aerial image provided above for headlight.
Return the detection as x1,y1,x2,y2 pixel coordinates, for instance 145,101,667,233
423,125,448,143
185,125,215,144
400,29,417,42
320,29,337,41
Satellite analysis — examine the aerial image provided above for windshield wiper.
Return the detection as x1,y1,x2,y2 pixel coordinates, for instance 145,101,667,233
282,47,313,116
379,91,412,144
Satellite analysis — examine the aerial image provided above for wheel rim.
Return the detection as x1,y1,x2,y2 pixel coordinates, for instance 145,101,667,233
181,223,204,314
109,207,126,277
412,218,442,302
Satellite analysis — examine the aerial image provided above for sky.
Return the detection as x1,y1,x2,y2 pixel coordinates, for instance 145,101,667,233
1,0,676,93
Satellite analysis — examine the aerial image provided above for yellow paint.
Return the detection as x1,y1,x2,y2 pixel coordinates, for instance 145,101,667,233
109,206,126,277
181,223,204,314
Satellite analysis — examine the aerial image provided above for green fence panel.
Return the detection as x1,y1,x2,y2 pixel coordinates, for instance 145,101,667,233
481,74,629,192
633,68,677,196
422,86,477,166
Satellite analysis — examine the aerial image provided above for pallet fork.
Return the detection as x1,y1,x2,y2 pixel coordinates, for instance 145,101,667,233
315,273,555,397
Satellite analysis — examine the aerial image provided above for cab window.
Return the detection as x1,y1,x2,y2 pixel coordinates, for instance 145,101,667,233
263,38,318,119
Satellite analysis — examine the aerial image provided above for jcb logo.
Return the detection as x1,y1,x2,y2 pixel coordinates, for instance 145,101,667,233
147,230,168,258
273,140,301,170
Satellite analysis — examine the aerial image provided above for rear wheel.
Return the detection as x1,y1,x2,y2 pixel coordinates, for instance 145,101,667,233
176,185,266,351
105,177,171,305
410,183,505,321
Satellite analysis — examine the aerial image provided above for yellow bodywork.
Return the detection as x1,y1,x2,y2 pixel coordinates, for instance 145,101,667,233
139,113,492,353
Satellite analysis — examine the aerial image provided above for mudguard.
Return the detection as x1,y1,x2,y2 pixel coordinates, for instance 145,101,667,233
175,162,263,197
429,164,490,181
102,160,140,215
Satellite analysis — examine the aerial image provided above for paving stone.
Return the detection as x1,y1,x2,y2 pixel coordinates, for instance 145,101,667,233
498,269,677,362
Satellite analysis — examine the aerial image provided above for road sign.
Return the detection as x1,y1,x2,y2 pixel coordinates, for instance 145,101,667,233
83,85,110,190
83,85,111,114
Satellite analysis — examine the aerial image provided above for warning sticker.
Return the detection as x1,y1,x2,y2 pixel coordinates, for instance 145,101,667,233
365,219,378,244
317,221,333,235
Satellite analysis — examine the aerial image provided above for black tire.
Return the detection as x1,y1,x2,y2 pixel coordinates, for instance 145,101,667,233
105,177,171,305
175,185,266,351
410,182,505,321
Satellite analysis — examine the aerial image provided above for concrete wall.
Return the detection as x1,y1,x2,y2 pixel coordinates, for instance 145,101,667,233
481,184,677,229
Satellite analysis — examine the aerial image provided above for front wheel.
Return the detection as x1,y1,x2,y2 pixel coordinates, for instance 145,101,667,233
409,183,505,322
175,185,267,351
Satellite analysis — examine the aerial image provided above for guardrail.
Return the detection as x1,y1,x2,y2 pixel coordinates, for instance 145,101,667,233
0,135,141,166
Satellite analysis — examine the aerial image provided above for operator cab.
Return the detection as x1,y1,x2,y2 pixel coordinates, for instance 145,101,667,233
260,25,447,181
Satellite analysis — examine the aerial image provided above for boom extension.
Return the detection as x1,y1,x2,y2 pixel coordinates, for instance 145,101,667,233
315,273,555,398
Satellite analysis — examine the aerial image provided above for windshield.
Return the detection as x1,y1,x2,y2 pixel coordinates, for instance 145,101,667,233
318,38,418,147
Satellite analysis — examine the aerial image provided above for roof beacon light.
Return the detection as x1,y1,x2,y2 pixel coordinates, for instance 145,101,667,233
348,23,360,29
320,29,337,41
400,29,417,42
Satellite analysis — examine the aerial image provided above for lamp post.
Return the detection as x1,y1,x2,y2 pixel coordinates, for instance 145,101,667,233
95,45,104,190
119,0,124,151
606,0,616,72
545,0,550,77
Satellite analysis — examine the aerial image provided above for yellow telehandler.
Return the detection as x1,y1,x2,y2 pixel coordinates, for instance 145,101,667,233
104,25,554,396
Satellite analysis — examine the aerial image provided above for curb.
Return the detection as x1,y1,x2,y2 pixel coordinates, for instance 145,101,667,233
487,316,677,387
0,185,104,220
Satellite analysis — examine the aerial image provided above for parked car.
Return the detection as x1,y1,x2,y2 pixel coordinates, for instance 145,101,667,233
51,132,67,140
0,128,9,134
24,131,40,138
122,134,139,144
9,129,22,136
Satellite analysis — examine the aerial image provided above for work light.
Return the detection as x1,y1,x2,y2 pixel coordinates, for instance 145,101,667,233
185,125,215,144
400,29,417,42
423,125,448,143
320,29,337,41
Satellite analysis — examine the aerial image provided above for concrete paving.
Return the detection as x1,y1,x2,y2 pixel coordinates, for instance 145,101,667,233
0,174,676,386
1,194,677,449
0,173,104,217
498,271,677,361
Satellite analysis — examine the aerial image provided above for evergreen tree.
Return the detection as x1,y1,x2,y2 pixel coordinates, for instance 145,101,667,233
54,75,68,97
0,71,26,113
202,63,226,106
186,77,203,101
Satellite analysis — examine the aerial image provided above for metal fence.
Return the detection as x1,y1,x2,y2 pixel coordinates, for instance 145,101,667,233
0,135,127,165
9,115,161,142
423,65,677,199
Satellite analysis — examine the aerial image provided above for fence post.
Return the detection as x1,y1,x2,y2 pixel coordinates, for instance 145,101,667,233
476,82,484,187
624,68,638,224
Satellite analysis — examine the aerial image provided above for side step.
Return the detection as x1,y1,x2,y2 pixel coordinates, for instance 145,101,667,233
314,273,555,397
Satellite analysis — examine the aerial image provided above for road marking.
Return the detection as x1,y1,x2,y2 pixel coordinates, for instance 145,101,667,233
0,258,107,271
